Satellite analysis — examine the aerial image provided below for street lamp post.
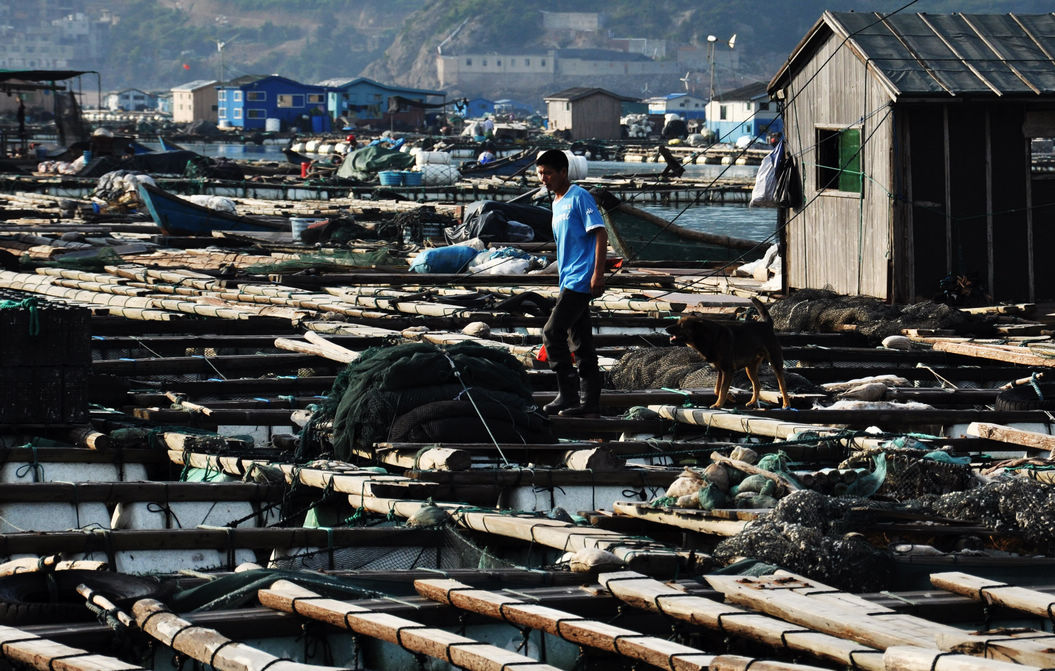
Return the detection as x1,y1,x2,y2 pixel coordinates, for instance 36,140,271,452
707,34,717,103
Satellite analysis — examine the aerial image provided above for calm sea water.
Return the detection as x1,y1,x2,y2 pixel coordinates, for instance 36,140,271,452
163,142,775,241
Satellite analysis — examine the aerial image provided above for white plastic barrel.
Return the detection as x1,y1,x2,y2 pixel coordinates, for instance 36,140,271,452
420,164,459,186
415,150,452,166
304,140,320,153
265,118,281,132
291,217,323,239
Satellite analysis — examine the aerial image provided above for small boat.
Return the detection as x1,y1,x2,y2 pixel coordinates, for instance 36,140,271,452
591,188,765,264
137,182,289,236
458,146,538,178
157,136,189,152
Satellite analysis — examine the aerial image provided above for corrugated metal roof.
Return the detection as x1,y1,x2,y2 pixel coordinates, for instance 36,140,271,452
773,12,1055,99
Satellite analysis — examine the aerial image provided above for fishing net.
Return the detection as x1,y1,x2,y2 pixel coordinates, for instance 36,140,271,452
271,526,517,573
840,446,976,501
375,207,459,243
242,248,400,274
712,489,896,591
910,478,1055,552
768,289,999,343
609,347,816,394
311,341,538,461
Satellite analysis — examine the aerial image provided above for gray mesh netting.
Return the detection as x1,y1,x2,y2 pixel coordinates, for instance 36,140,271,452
768,289,999,343
712,489,896,592
910,478,1055,550
609,346,815,393
840,447,977,501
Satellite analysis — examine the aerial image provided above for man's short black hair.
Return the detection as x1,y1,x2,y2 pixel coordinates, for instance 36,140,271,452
536,149,568,172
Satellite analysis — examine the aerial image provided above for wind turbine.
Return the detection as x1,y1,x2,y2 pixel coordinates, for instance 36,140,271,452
214,34,238,84
680,71,692,92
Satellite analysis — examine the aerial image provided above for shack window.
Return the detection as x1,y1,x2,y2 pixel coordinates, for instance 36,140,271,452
525,58,530,66
816,127,862,193
246,109,265,119
233,91,243,102
466,58,472,66
307,94,324,104
277,94,304,108
541,59,546,66
719,105,727,120
246,91,265,102
233,108,242,119
218,90,226,101
482,59,487,66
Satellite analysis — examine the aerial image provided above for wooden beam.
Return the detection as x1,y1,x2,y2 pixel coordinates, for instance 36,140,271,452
414,578,830,671
597,571,884,671
0,624,144,671
885,646,1047,671
611,502,749,537
259,580,558,671
132,598,342,671
965,423,1055,456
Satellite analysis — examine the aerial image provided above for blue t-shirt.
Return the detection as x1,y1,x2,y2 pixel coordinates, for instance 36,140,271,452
552,184,605,293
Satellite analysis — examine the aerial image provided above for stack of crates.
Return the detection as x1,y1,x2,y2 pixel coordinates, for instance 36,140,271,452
0,290,91,426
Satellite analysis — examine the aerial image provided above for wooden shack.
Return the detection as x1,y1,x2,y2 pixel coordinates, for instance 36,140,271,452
769,12,1055,303
544,87,634,140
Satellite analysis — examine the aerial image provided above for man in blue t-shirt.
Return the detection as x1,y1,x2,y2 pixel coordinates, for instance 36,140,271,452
536,149,608,417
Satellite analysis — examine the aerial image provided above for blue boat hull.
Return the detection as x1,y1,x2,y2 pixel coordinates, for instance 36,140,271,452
138,183,286,236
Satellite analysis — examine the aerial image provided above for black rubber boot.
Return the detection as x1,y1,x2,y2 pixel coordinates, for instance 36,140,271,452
543,369,580,415
559,369,603,417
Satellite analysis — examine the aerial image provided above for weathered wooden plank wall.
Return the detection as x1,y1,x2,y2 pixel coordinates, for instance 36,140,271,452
780,32,894,299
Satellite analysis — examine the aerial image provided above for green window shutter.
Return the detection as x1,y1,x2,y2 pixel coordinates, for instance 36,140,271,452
838,129,862,193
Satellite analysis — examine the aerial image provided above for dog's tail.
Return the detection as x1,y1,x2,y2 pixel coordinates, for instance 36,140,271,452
750,297,774,325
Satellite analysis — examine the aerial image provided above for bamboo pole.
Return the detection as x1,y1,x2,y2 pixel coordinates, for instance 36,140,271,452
597,571,884,671
303,331,360,363
259,580,557,671
0,625,144,671
0,556,107,576
414,578,828,671
132,598,345,671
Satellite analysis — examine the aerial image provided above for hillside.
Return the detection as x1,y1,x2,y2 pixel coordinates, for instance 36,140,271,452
74,0,1055,98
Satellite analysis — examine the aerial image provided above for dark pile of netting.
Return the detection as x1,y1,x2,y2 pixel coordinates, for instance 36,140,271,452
376,208,459,243
713,489,896,591
908,478,1055,552
840,447,977,501
609,346,816,393
768,289,999,343
310,341,547,461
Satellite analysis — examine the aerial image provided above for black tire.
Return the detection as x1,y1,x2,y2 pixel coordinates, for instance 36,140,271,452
995,382,1055,411
0,570,165,625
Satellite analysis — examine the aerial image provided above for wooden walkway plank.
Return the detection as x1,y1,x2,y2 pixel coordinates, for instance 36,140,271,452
647,406,891,450
611,502,749,536
964,423,1055,456
931,571,1055,619
258,579,558,671
414,577,829,671
132,598,345,671
928,340,1055,368
704,573,956,651
885,646,1047,671
0,625,145,671
597,571,884,671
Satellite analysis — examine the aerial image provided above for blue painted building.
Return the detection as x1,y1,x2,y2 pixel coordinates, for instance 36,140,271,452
316,77,445,130
217,75,330,132
704,81,783,142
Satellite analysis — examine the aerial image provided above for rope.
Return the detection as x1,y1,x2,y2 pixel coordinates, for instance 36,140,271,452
442,351,511,466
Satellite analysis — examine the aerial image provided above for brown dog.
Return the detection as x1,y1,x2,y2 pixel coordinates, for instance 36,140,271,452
666,298,791,408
